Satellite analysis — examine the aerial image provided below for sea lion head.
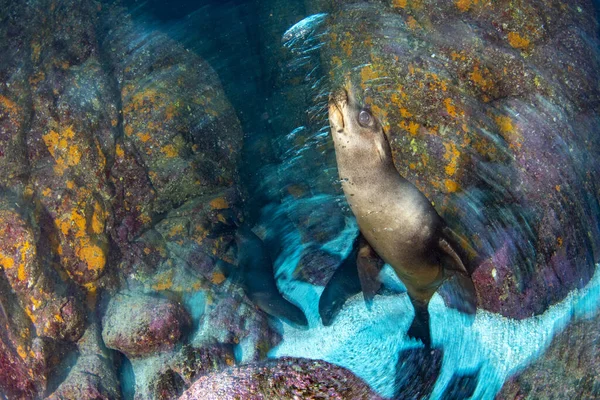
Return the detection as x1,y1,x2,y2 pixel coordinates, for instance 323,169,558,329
328,86,391,163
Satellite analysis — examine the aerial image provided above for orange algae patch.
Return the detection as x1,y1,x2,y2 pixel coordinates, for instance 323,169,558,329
455,0,478,12
77,244,105,272
211,272,226,285
0,253,14,269
0,95,18,120
115,144,125,158
360,65,381,88
161,144,178,158
445,179,459,193
494,115,522,149
168,224,185,238
152,270,174,291
469,65,493,93
392,0,407,8
444,98,458,118
507,32,530,50
42,126,82,176
91,202,105,234
30,296,42,309
406,16,420,30
17,345,28,360
137,132,151,143
25,307,37,324
340,33,354,57
399,120,420,136
210,197,229,210
443,142,460,176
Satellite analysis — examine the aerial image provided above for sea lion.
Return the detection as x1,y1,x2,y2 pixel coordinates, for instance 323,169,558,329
324,84,476,345
231,225,308,326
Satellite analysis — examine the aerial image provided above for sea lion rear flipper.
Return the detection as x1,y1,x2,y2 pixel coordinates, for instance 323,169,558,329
356,235,383,305
437,237,477,315
407,296,431,347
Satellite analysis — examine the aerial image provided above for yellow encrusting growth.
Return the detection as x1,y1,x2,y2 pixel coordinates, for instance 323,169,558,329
42,126,83,176
507,32,530,50
445,179,459,193
495,115,523,149
210,197,229,210
161,144,178,158
443,142,460,176
444,98,458,118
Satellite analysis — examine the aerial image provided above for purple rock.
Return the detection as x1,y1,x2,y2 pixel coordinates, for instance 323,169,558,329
179,357,384,400
102,294,191,358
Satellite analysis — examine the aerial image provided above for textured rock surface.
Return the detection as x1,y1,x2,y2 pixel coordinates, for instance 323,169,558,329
102,294,191,358
47,321,120,400
0,0,245,397
179,357,384,400
497,313,600,399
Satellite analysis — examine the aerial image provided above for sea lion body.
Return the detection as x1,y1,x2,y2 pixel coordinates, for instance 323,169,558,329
326,86,475,344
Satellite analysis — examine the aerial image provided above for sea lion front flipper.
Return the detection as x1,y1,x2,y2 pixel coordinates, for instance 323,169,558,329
319,235,362,326
406,296,431,347
356,235,383,304
437,237,477,315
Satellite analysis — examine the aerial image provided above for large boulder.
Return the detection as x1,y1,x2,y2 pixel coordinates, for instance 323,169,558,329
102,293,191,358
179,357,384,400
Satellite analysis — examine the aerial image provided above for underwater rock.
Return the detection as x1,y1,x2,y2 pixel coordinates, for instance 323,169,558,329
285,0,600,318
178,357,384,400
0,198,86,343
0,0,246,397
171,344,236,387
126,343,236,400
195,290,282,363
101,5,242,217
102,293,191,358
48,321,121,400
497,313,600,399
25,0,117,288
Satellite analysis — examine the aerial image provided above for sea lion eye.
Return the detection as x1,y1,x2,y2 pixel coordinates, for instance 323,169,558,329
358,110,373,127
